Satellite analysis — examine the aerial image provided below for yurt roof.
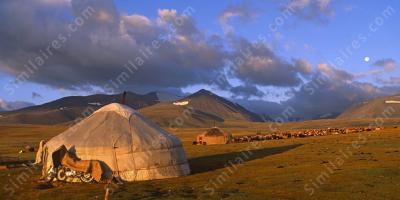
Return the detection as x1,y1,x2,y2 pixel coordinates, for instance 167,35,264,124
93,103,136,119
204,127,226,136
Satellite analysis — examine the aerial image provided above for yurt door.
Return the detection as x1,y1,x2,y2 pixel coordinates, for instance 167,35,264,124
112,133,136,180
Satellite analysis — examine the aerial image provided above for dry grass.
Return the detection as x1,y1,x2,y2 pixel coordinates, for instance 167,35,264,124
0,119,399,199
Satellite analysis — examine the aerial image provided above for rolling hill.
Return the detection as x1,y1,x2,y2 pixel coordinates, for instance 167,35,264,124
0,90,262,126
338,94,400,119
139,89,262,127
0,92,160,125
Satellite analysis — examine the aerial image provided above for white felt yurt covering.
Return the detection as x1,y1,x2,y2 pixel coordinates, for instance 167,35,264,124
43,103,190,181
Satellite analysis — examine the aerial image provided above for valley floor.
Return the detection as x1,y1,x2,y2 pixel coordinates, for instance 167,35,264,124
0,122,399,200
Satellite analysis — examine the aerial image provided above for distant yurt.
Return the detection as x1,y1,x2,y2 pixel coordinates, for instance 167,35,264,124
41,103,190,182
196,127,233,145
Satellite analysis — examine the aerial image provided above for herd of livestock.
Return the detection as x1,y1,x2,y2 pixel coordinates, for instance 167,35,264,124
232,127,387,143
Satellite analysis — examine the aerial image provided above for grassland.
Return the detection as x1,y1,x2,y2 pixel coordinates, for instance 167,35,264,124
0,119,400,200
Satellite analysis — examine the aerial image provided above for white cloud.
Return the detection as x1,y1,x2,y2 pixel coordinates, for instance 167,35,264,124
219,3,258,33
294,59,313,75
285,0,335,22
317,63,354,81
374,58,397,72
355,59,397,78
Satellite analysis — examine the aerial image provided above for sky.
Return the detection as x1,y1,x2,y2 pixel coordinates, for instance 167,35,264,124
0,0,399,118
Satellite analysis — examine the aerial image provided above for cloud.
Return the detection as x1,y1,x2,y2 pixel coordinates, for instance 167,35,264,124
283,75,382,119
373,58,397,72
275,63,391,119
229,38,305,87
230,84,265,99
236,63,398,120
0,0,310,96
284,0,335,22
316,63,354,81
241,72,390,120
219,3,258,33
376,76,400,85
355,58,397,78
294,58,313,75
0,0,226,94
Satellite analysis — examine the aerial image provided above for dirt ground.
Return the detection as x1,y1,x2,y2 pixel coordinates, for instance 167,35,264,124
0,121,399,200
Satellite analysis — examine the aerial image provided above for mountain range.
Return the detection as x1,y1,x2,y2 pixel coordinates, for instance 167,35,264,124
0,92,160,125
0,89,262,126
0,99,34,112
338,94,400,119
1,90,400,126
140,89,263,127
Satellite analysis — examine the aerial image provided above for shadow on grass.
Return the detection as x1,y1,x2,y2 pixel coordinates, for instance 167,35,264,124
189,144,302,174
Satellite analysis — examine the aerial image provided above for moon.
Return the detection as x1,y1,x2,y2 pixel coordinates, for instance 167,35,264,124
364,56,370,62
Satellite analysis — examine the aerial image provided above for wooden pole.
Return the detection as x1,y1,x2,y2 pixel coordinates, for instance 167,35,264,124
104,187,109,200
121,91,127,105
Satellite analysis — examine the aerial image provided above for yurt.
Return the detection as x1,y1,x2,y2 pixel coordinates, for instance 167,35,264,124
41,103,190,182
196,127,233,145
